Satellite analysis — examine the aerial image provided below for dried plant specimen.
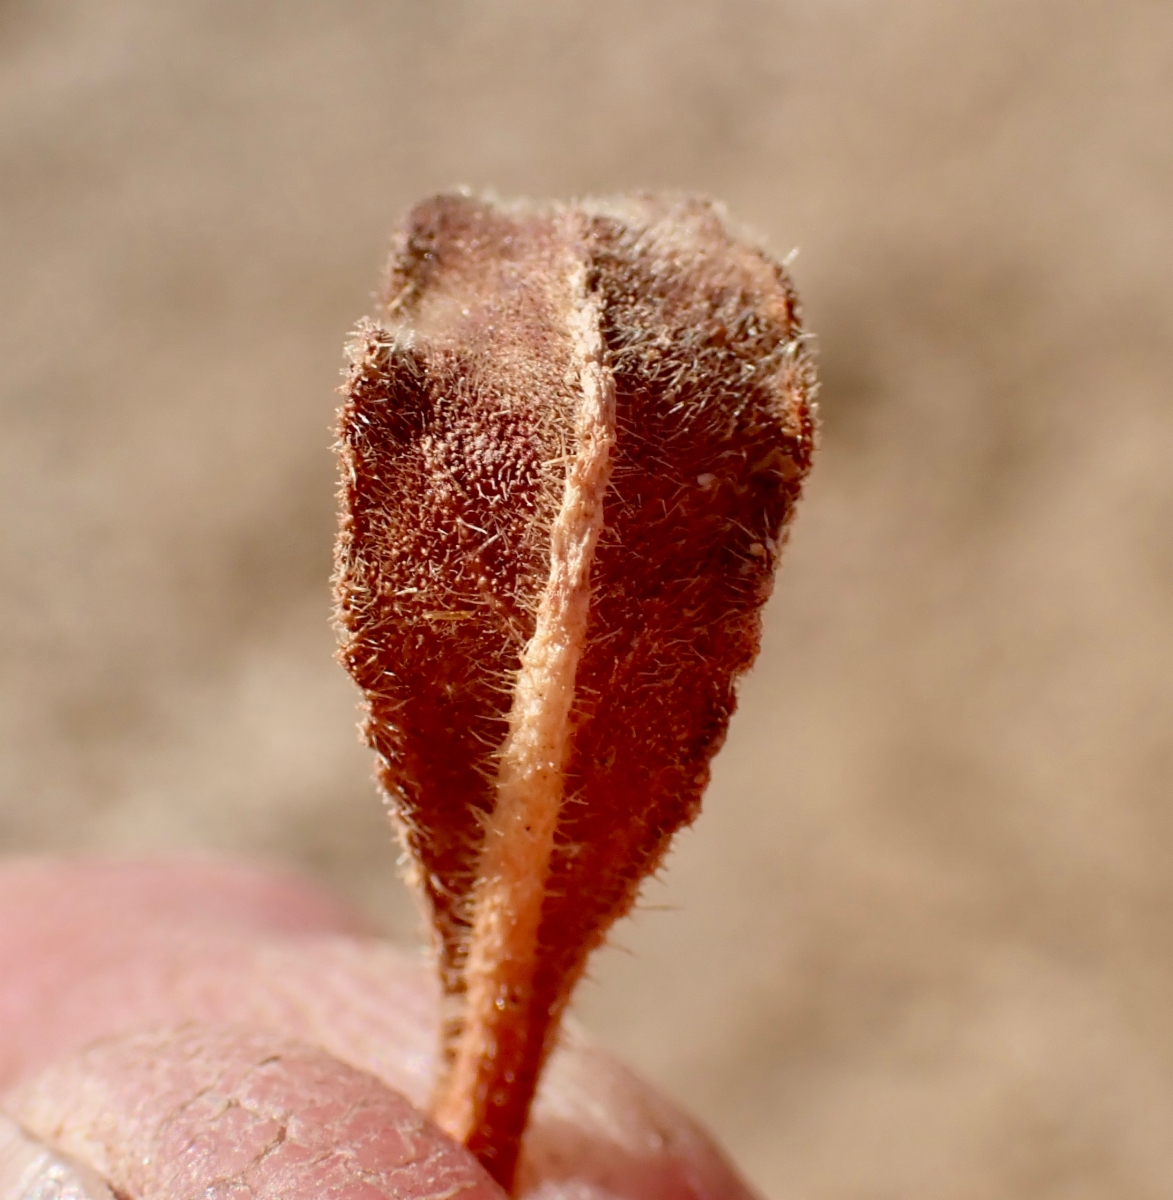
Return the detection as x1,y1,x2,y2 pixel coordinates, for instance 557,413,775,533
334,192,816,1189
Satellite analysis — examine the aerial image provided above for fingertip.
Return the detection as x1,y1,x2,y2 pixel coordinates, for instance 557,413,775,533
0,1111,116,1200
7,1025,505,1200
0,862,759,1200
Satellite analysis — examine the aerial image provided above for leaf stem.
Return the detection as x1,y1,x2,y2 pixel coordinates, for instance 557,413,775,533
431,253,615,1190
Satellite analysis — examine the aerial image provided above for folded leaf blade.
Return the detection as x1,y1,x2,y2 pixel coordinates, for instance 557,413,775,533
334,193,816,1190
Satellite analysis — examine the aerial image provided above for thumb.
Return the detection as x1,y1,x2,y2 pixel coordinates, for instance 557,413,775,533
0,1109,116,1200
6,1024,502,1200
0,860,759,1200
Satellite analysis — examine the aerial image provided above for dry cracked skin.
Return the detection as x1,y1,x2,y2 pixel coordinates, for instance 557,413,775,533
0,860,758,1200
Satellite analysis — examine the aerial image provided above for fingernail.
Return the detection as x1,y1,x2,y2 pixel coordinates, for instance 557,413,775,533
0,1113,115,1200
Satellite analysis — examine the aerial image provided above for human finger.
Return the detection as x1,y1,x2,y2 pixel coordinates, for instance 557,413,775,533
0,860,758,1200
6,1025,502,1200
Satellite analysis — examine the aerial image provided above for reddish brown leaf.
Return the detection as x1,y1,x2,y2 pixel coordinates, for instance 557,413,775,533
334,193,816,1189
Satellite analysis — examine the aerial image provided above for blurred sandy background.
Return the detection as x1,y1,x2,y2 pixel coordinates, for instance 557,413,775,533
2,2,1171,1196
